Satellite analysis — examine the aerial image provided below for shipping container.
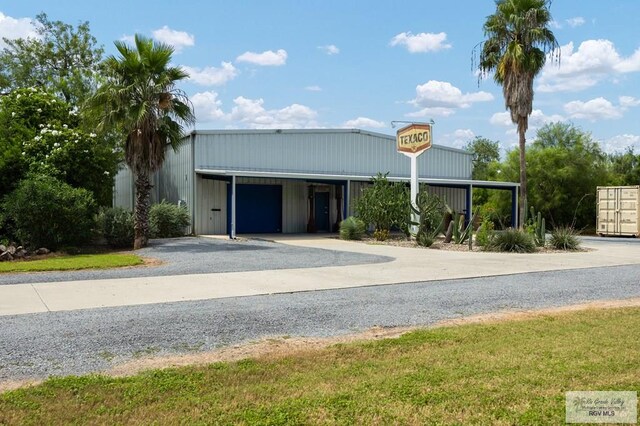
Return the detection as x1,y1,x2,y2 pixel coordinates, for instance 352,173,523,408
596,186,640,237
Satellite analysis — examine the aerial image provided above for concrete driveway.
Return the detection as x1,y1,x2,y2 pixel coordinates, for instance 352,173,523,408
2,235,640,316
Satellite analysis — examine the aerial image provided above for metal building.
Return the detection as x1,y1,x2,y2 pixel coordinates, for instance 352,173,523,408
113,129,519,236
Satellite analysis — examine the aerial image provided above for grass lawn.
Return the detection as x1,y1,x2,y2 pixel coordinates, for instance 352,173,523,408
1,307,639,425
0,253,144,273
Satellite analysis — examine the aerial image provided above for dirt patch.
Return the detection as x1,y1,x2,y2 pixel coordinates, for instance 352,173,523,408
3,298,638,393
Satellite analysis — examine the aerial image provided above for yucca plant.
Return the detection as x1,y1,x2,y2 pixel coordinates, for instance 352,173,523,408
549,226,580,250
339,216,366,241
485,228,536,253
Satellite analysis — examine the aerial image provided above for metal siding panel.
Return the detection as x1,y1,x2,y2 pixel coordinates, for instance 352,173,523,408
156,139,194,228
113,166,134,210
194,131,472,180
282,181,307,233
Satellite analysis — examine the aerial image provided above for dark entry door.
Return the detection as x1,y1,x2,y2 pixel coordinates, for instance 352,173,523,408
314,192,330,232
235,184,282,233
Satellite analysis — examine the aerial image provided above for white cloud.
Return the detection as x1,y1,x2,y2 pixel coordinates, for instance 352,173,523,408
549,20,562,30
182,62,237,86
538,40,640,92
408,80,493,117
228,97,318,128
389,31,451,53
191,93,319,128
566,17,586,28
564,97,624,121
151,26,195,52
119,34,135,44
0,12,39,49
490,109,564,136
619,96,640,108
236,49,288,66
342,117,386,129
406,107,456,118
318,44,339,55
602,134,640,154
192,91,225,121
305,85,322,92
439,129,475,149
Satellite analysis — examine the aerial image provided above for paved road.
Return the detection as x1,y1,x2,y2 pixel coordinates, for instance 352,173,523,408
0,237,392,285
2,264,640,384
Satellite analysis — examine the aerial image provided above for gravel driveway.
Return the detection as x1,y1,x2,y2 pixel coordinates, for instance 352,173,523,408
0,237,392,285
2,264,640,384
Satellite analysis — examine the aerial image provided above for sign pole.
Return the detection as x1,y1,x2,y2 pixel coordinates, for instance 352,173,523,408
394,122,433,237
410,154,419,234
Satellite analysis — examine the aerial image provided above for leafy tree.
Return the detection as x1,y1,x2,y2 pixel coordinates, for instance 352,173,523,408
0,13,103,105
608,148,640,186
0,87,118,205
497,123,608,229
86,35,194,249
477,0,559,227
465,136,501,180
354,173,410,239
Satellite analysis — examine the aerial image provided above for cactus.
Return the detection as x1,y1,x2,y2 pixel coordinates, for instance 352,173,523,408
526,206,546,247
452,210,479,245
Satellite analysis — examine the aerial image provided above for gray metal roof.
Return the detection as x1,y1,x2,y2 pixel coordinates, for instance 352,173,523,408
190,128,474,180
189,128,471,155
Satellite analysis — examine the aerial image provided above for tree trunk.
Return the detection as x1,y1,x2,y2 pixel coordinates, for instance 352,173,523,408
133,171,152,249
518,119,527,229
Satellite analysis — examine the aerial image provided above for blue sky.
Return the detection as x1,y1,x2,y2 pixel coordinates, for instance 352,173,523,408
2,1,640,155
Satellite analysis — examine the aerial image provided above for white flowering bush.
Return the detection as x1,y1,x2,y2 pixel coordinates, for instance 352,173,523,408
0,87,119,206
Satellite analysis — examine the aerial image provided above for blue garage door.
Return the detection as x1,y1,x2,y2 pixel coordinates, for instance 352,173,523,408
235,184,282,233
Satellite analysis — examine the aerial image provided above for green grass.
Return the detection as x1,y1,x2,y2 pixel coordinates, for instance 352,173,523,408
0,253,144,273
1,307,639,425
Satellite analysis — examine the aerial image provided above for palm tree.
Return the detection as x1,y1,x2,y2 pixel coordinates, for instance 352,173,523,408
477,0,558,227
86,35,194,249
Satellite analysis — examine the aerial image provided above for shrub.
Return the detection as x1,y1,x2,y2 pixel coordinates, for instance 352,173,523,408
354,173,410,239
2,175,96,249
97,207,134,248
549,226,580,250
373,229,390,241
485,228,536,253
339,216,366,240
475,218,495,247
149,200,191,238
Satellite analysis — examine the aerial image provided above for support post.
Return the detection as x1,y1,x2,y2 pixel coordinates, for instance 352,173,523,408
511,187,518,228
230,175,236,239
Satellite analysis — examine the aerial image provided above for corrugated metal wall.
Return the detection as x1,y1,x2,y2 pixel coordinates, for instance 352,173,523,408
113,166,134,210
194,130,472,179
195,176,317,235
196,177,227,234
156,138,194,214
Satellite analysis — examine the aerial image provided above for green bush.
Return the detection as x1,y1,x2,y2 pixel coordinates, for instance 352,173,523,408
485,228,536,253
549,226,580,250
475,218,495,247
97,207,134,248
354,173,410,239
2,175,96,249
149,200,191,238
339,216,366,240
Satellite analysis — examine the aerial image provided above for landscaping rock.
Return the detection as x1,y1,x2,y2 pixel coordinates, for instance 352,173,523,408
0,251,13,261
6,245,16,255
35,247,50,255
0,244,5,253
15,248,27,259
